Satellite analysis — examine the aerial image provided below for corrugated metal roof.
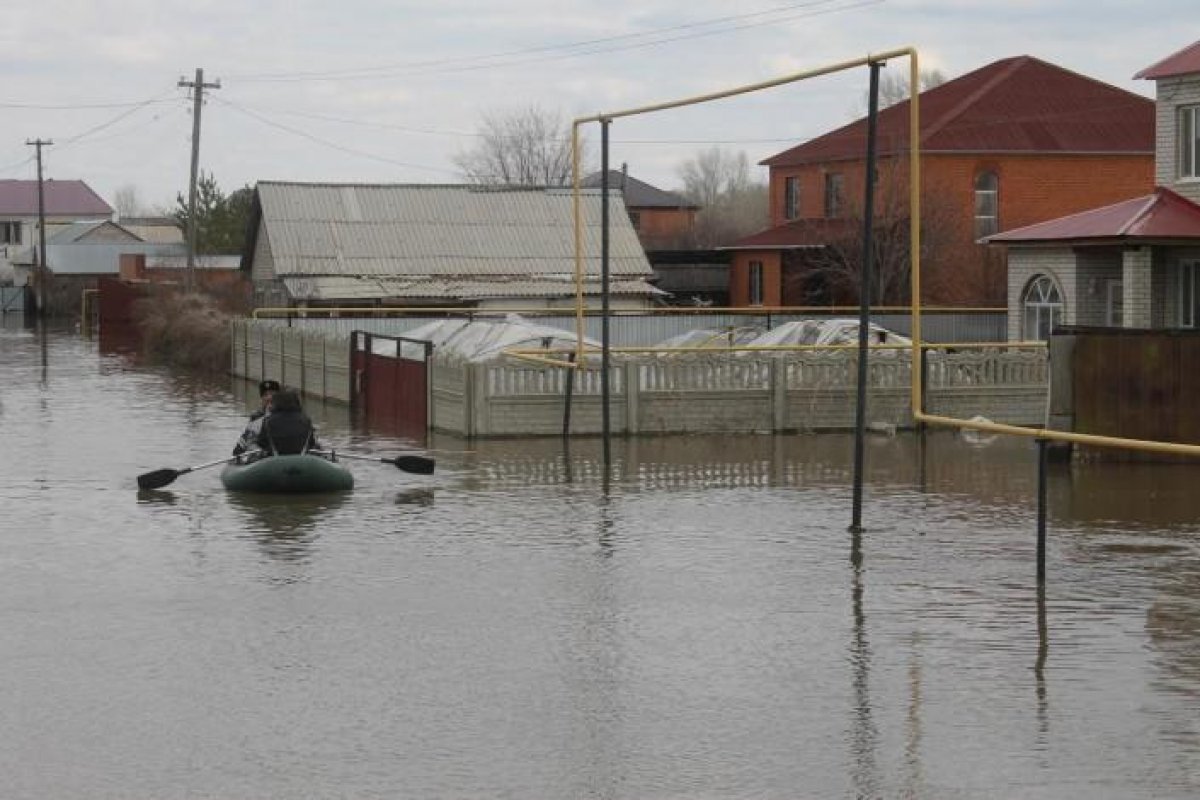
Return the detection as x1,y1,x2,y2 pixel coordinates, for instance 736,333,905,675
0,180,112,216
580,171,697,209
763,56,1154,166
986,187,1200,243
1135,40,1200,80
282,275,663,301
257,183,653,284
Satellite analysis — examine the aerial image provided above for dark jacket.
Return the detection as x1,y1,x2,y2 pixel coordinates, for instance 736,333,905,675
256,408,320,455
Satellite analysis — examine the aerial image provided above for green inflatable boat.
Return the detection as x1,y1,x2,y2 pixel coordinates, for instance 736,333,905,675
220,453,354,493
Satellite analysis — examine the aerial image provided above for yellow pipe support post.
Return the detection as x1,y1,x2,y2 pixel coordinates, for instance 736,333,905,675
570,47,920,369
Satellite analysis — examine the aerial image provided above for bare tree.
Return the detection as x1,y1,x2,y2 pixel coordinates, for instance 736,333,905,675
454,106,587,187
789,161,964,305
677,147,768,247
112,184,144,218
858,67,948,113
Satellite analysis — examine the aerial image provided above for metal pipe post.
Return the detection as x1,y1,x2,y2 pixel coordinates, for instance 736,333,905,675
1037,437,1048,584
850,61,882,533
600,119,612,471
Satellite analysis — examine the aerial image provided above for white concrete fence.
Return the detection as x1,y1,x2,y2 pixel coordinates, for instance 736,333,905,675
231,320,1048,436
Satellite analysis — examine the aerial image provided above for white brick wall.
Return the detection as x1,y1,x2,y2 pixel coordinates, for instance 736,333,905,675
1006,248,1075,340
1154,75,1200,203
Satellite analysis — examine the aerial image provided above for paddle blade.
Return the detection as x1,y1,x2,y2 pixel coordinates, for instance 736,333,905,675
392,455,435,475
137,468,180,490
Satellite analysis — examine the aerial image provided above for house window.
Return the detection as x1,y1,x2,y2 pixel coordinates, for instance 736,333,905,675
749,261,764,306
1179,106,1200,179
824,173,844,218
1105,280,1124,327
784,177,800,220
974,172,999,239
0,221,21,244
1022,275,1063,340
1179,260,1200,328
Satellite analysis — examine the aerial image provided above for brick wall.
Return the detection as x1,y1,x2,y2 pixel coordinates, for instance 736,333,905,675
766,152,1152,306
1154,75,1200,202
1006,248,1076,340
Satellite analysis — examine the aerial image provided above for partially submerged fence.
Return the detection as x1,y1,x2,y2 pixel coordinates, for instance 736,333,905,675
231,320,1046,437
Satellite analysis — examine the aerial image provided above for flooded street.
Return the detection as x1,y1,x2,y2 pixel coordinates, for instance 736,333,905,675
2,322,1200,799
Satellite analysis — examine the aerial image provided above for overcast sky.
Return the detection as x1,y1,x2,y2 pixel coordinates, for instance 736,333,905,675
0,0,1191,213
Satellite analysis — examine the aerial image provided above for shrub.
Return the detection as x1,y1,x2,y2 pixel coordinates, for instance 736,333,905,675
133,288,231,373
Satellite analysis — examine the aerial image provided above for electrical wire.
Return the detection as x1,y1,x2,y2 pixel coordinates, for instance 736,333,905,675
227,0,883,83
212,96,463,176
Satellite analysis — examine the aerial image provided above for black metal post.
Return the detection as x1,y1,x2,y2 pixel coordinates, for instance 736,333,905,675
1037,437,1048,584
850,61,882,533
562,352,576,439
600,119,612,472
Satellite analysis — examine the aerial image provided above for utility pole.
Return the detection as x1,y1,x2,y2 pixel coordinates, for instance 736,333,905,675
25,138,52,316
178,67,220,293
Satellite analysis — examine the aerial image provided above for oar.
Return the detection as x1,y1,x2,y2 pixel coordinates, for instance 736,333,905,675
317,451,435,475
137,456,237,490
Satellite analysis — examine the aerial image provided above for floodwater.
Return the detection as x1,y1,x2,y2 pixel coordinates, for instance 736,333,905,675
2,321,1200,800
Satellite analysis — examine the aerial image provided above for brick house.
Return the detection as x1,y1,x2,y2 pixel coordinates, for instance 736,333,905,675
990,40,1200,339
725,56,1155,309
581,167,696,250
0,179,112,284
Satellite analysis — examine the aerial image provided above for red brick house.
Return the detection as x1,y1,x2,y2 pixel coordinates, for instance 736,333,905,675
725,56,1156,308
581,167,697,250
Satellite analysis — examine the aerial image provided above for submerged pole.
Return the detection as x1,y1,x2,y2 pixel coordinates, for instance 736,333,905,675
600,119,612,473
1036,437,1048,584
850,61,882,533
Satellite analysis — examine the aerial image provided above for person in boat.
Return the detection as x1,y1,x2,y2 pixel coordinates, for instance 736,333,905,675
232,379,280,456
255,387,321,456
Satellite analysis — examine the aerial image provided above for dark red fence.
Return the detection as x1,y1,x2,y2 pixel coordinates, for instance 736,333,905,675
350,331,432,440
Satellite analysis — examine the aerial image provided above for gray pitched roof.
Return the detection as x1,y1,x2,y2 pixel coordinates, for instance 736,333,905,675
253,182,658,300
580,171,697,209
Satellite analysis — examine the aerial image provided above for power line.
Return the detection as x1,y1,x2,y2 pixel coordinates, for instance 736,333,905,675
50,88,179,152
220,100,825,146
227,0,883,83
212,96,462,176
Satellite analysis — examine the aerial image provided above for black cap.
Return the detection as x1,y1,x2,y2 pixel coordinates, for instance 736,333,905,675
258,379,281,396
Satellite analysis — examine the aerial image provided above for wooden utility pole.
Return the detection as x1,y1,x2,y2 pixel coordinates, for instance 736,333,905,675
177,68,220,292
25,138,52,316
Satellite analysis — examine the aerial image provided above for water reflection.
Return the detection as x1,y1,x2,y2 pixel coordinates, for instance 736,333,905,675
226,491,349,562
848,527,880,799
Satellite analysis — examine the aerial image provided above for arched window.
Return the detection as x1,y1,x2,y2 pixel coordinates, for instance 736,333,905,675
1022,275,1063,340
974,171,999,239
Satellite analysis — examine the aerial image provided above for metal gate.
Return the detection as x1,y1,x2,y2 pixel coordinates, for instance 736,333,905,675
350,330,433,439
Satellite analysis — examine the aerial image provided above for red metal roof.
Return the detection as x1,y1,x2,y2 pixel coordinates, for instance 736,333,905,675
1135,40,1200,80
987,187,1200,243
724,218,856,249
763,56,1154,167
0,179,112,216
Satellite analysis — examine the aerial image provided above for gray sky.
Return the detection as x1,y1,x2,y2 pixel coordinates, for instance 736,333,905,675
0,0,1190,212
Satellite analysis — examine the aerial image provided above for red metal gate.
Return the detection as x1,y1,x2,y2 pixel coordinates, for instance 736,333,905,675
350,331,433,440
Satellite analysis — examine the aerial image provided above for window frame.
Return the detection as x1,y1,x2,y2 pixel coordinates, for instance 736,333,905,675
748,260,764,306
1105,279,1124,328
974,171,999,240
823,173,844,218
0,221,21,245
1021,274,1063,341
783,177,800,220
1179,106,1200,180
